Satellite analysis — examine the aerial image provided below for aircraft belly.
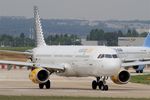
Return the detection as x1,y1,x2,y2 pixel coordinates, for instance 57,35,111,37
58,60,104,77
36,57,110,77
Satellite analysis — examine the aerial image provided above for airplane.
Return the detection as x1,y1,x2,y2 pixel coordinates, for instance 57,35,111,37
0,6,150,91
111,31,150,73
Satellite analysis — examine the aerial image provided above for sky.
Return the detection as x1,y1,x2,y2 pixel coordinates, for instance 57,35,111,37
0,0,149,20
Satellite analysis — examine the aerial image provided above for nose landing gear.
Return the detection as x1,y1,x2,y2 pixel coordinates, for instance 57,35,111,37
92,76,108,91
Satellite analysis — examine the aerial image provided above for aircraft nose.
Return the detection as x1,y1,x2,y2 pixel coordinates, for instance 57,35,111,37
103,59,121,74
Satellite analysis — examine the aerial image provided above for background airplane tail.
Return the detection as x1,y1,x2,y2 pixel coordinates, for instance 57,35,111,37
143,30,150,47
34,6,46,47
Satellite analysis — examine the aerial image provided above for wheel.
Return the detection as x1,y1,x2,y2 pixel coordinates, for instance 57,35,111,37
100,84,108,91
39,83,44,89
100,84,105,91
45,80,51,89
136,70,139,73
104,85,108,91
140,70,143,73
92,80,97,90
98,81,103,90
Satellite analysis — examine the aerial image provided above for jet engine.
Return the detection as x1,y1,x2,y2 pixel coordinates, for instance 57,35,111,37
29,68,50,84
111,70,130,84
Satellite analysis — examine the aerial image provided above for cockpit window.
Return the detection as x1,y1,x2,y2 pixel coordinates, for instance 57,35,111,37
105,54,112,58
98,54,118,59
97,54,104,58
112,54,118,58
101,54,104,58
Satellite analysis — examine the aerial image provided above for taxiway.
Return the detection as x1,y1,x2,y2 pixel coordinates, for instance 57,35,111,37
0,69,150,98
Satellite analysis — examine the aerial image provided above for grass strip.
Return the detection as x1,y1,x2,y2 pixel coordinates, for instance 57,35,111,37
0,96,149,100
130,74,150,85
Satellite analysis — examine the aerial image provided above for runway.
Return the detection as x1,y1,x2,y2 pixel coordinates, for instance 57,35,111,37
0,69,150,98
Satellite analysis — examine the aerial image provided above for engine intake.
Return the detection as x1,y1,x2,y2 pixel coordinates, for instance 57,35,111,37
111,70,130,84
29,68,49,84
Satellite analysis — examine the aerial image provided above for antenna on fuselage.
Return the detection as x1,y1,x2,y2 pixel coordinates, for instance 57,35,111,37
34,6,46,47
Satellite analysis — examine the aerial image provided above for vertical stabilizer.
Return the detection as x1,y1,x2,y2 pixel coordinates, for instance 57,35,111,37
34,6,46,47
143,30,150,47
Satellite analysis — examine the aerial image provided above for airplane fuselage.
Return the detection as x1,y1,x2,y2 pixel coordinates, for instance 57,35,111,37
111,46,150,61
33,46,121,77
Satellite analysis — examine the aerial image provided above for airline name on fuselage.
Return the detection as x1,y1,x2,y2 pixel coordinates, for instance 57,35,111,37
114,48,123,52
78,48,94,55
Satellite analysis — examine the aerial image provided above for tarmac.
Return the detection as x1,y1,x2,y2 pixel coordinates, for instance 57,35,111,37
0,69,150,98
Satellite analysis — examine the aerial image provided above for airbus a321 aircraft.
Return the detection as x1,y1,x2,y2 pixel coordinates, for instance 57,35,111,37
0,6,150,91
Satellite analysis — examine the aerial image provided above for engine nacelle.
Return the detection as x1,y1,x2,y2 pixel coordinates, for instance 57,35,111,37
111,70,130,84
29,68,49,84
133,65,139,70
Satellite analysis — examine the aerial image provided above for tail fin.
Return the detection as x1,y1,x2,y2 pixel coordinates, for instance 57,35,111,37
143,30,150,47
34,6,46,47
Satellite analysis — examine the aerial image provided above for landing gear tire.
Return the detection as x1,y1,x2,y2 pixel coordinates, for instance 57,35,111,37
136,70,143,73
104,85,108,91
98,81,103,90
45,80,51,89
92,77,109,91
100,84,108,91
140,70,143,73
39,83,44,89
136,71,139,73
92,80,97,90
39,80,51,89
100,84,105,91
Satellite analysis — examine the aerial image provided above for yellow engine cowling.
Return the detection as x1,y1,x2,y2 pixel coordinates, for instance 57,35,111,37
29,68,50,84
111,70,130,84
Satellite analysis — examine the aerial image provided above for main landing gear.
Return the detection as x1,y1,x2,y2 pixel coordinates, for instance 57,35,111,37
39,80,51,89
92,76,108,91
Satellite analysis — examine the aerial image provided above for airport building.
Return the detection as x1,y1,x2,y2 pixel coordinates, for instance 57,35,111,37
81,39,107,46
81,39,98,46
118,37,145,46
81,37,145,46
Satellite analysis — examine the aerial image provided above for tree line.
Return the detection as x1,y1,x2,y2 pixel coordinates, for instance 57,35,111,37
0,28,147,47
87,29,147,46
0,33,81,47
45,34,81,45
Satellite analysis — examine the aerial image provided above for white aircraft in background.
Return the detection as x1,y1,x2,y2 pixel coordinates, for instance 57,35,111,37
0,6,150,91
111,31,150,73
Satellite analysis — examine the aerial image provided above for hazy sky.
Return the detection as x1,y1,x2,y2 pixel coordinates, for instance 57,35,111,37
0,0,149,20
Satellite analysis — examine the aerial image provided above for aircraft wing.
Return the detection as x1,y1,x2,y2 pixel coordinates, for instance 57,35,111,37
0,60,65,71
0,50,65,71
0,50,32,62
122,60,150,67
0,50,32,55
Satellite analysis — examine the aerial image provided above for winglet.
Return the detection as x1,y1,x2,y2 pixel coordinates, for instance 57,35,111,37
34,6,46,47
